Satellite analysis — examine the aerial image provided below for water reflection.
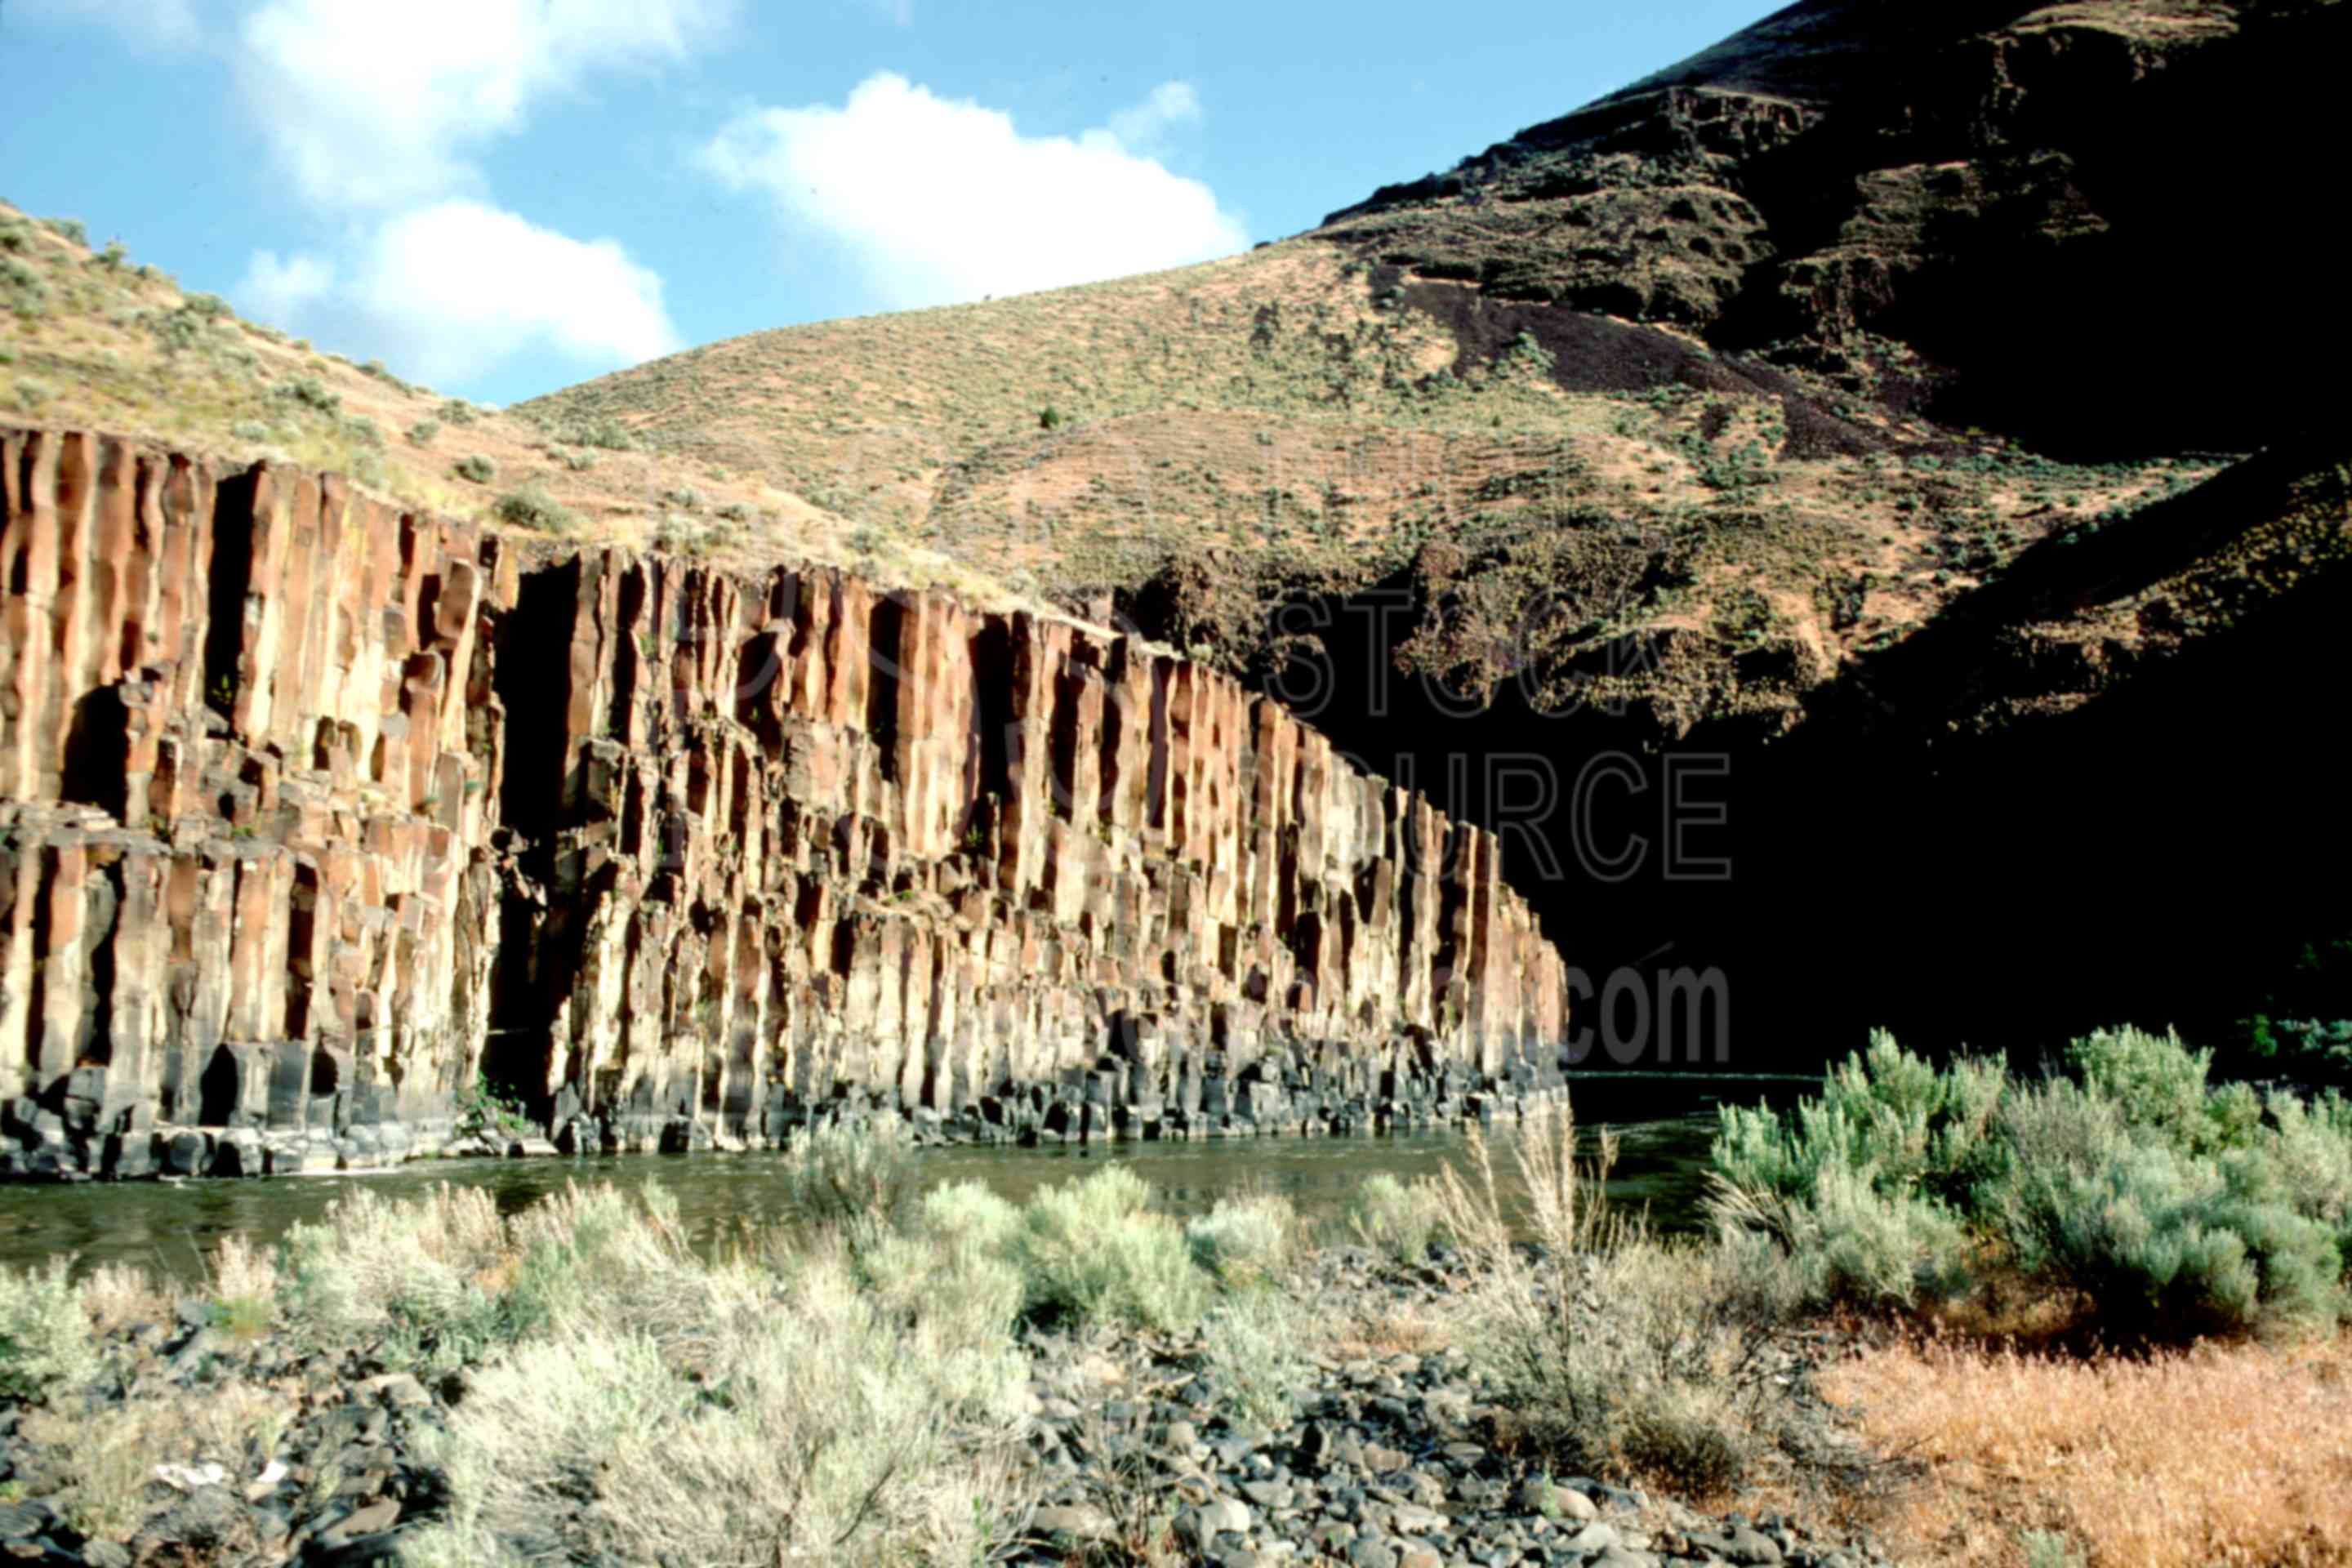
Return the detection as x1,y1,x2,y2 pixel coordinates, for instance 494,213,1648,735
0,1074,1806,1281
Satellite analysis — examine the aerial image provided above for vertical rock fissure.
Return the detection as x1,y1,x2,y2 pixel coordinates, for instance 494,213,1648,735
971,621,1014,802
482,559,586,1111
866,595,903,782
495,562,578,853
199,470,256,721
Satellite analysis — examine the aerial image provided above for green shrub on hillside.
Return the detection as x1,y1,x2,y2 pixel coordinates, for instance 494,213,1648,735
555,416,636,451
490,482,577,534
452,453,497,484
270,374,341,416
2,255,51,318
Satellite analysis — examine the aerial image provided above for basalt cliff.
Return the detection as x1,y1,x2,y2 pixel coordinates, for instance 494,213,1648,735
0,427,1569,1178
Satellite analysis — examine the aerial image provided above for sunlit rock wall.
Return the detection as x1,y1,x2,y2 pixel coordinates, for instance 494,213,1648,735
0,427,1570,1176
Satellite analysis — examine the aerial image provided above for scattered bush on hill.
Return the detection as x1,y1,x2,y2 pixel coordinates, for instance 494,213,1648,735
270,374,340,416
490,481,577,534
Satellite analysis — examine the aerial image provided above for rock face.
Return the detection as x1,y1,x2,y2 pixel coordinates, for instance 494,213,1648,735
0,427,1571,1174
1321,0,2350,457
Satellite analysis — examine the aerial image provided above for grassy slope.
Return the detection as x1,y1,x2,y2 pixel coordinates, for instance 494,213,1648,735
0,201,1016,607
523,237,2199,732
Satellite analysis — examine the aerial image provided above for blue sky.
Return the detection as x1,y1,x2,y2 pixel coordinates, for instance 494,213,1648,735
6,0,1780,407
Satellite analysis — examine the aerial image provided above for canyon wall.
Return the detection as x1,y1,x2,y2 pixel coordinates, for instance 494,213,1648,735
0,427,1572,1177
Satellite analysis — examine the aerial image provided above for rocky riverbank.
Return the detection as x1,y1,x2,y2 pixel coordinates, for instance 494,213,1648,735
1,1077,1570,1183
1005,1250,1886,1568
0,1105,1900,1567
0,1243,1885,1568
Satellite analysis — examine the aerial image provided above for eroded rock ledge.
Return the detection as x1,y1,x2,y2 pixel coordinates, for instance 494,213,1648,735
0,427,1573,1178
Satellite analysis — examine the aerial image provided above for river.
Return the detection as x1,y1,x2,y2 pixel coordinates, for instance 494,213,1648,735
0,1074,1811,1281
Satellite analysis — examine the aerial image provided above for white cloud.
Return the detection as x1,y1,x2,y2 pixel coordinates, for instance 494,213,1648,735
1102,82,1201,158
235,0,733,212
235,200,680,385
237,248,335,320
11,0,200,49
216,0,719,390
700,73,1248,310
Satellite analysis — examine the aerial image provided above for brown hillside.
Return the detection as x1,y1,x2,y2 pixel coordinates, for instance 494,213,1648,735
525,230,2199,741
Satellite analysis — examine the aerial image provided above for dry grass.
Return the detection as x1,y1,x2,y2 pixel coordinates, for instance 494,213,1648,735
1428,1102,1809,1498
1432,1098,1619,1267
23,1382,287,1543
1328,1290,1453,1360
80,1260,173,1334
1824,1334,2352,1567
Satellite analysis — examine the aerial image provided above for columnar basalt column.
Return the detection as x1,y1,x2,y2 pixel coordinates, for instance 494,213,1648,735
0,425,1575,1176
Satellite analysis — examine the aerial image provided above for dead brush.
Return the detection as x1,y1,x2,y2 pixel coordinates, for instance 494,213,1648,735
1823,1330,2352,1568
1433,1098,1838,1501
79,1259,172,1334
1031,1405,1186,1568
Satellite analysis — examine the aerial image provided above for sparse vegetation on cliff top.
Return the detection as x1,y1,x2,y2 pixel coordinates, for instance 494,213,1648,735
0,198,1030,611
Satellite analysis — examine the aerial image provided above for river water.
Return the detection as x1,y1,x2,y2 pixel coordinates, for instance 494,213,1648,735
0,1074,1811,1281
